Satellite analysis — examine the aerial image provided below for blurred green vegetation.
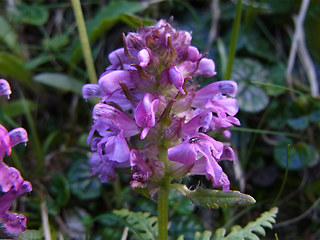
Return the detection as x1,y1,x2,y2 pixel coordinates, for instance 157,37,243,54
0,0,319,239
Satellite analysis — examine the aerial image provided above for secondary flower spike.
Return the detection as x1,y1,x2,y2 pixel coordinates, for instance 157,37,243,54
0,80,32,234
83,19,240,191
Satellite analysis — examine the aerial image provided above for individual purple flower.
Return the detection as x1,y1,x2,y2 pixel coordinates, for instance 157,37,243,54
0,79,11,98
0,81,31,234
99,70,137,96
134,93,159,139
138,49,151,68
192,80,238,116
83,19,240,191
0,180,32,233
168,66,185,94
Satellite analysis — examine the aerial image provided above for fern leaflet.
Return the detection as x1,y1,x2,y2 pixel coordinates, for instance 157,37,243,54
112,209,158,240
213,207,278,240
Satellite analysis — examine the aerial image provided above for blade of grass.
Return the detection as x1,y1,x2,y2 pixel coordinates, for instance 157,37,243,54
20,92,44,173
232,127,304,139
71,0,97,84
224,0,242,80
273,144,290,206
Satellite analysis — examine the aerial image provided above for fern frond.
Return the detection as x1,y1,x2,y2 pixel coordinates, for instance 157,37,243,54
111,209,158,240
213,207,278,240
178,230,212,240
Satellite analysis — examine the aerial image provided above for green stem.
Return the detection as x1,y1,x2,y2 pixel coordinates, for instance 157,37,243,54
224,0,242,80
71,0,97,84
158,177,170,240
157,146,171,240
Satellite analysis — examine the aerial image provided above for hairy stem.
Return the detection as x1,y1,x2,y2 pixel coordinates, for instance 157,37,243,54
71,0,97,84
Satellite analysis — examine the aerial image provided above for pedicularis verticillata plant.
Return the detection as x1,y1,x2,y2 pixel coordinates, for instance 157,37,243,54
82,20,257,239
0,79,32,234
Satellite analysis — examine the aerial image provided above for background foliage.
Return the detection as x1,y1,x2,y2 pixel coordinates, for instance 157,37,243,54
0,0,319,239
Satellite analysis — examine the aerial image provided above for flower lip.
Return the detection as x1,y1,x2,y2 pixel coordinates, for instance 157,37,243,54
0,79,12,98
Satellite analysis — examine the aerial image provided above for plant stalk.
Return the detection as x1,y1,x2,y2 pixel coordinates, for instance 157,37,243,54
71,0,97,84
158,177,170,240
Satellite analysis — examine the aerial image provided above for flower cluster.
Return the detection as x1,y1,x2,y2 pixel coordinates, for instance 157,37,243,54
83,20,239,191
0,79,32,233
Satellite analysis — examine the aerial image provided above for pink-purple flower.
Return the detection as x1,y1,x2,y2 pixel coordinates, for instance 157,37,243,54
0,80,32,234
83,20,240,191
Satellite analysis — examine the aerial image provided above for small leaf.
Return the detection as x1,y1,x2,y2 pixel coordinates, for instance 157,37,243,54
195,231,212,240
103,209,158,240
0,15,17,48
33,73,83,95
232,58,269,113
171,183,256,209
245,31,277,63
11,2,49,25
2,99,37,118
25,54,55,70
49,175,70,207
287,116,309,130
274,138,319,170
0,52,32,86
264,64,286,96
309,110,320,123
67,159,101,200
15,230,43,240
42,33,70,51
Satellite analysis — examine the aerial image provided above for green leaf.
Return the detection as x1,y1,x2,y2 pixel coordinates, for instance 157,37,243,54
42,33,70,51
0,16,17,48
264,64,286,96
11,3,49,25
170,215,203,239
33,73,83,95
309,110,320,123
232,58,269,113
171,183,256,209
195,231,212,240
67,159,101,200
87,1,143,41
244,31,277,62
0,52,32,86
212,207,278,240
287,116,309,131
2,99,37,118
25,54,55,70
274,138,319,170
101,209,158,240
49,175,70,207
15,230,43,240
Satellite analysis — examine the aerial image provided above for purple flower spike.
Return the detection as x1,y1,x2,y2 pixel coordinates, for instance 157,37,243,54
135,93,159,139
138,49,150,68
169,66,185,94
83,19,240,191
0,79,11,98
